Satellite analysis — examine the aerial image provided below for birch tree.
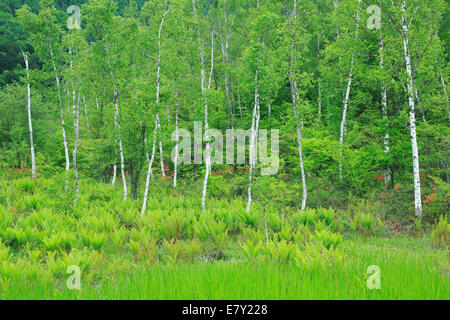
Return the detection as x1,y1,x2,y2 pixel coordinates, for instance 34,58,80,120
338,0,362,181
379,30,390,183
400,0,422,217
246,68,261,212
289,0,307,210
142,4,170,215
201,31,215,213
22,51,36,180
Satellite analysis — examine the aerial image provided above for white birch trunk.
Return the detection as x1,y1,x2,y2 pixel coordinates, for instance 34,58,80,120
111,163,117,186
289,0,307,210
49,44,70,172
380,33,390,183
201,31,214,213
156,7,169,179
73,73,81,201
173,92,179,188
246,70,260,212
103,41,127,200
413,84,426,122
114,88,127,201
82,95,91,131
338,0,361,181
401,1,422,217
317,35,322,122
333,0,340,39
222,0,233,128
440,74,450,121
22,51,36,180
141,118,158,216
157,114,165,178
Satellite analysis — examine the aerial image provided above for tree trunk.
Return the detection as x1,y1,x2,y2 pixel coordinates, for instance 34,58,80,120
222,0,233,128
49,43,70,173
111,163,117,186
290,0,307,210
141,117,158,216
338,0,361,181
440,74,450,121
201,31,214,213
22,51,36,180
317,33,322,122
155,7,170,179
173,91,179,188
401,0,422,217
73,72,81,202
246,69,260,212
114,88,127,201
380,33,390,184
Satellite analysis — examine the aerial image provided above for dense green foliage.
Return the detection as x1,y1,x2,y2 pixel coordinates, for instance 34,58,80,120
0,0,448,300
0,0,448,217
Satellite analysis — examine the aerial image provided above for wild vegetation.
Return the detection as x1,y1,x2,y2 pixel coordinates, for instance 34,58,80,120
0,0,448,299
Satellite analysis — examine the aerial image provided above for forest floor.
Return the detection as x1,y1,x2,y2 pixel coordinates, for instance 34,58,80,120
0,177,448,300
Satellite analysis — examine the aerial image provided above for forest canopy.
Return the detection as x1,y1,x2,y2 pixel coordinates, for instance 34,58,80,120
0,0,449,218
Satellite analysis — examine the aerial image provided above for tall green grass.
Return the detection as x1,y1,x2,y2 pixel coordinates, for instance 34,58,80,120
3,236,448,300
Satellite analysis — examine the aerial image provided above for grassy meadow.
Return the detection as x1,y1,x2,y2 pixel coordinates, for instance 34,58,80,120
0,176,448,300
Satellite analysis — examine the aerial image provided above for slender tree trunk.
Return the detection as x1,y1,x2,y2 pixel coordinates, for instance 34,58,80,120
173,91,179,188
141,117,158,216
22,51,36,180
289,0,307,210
82,95,91,131
401,1,422,217
338,0,361,181
317,33,322,122
246,69,260,212
201,31,214,213
222,0,233,128
333,0,340,39
155,7,170,179
111,163,117,186
49,43,70,173
440,74,450,121
114,88,127,201
73,72,81,202
380,33,390,184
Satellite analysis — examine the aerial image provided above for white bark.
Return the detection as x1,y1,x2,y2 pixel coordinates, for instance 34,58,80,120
22,51,36,180
201,31,214,213
246,70,260,212
104,41,127,200
114,88,127,201
338,0,361,181
141,117,158,216
440,74,450,121
317,35,322,122
333,0,340,39
380,33,390,183
173,92,179,188
222,0,233,128
156,7,170,104
155,7,170,179
290,0,307,211
401,1,422,217
73,73,81,201
157,114,165,178
49,43,70,172
111,163,117,186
